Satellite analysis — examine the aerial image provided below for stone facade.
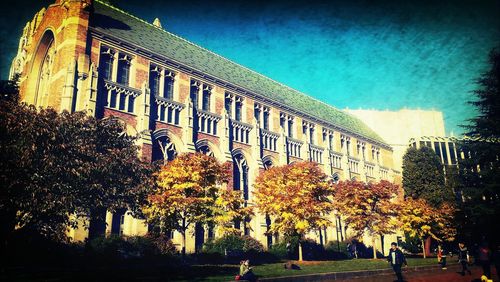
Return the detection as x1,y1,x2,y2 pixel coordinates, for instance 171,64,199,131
11,0,401,254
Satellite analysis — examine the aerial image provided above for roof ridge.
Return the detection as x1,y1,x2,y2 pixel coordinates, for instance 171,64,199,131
93,0,386,145
94,1,349,116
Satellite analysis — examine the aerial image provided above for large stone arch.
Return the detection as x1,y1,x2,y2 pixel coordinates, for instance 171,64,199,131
152,128,184,162
30,29,56,107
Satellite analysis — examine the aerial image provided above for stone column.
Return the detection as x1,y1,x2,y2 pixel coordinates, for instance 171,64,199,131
219,108,233,162
136,82,152,153
60,59,77,112
182,97,196,152
84,62,98,116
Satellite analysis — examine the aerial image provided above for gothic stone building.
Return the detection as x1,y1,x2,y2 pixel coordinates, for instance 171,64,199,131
11,0,401,253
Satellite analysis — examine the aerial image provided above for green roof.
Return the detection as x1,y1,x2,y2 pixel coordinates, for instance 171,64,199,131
91,0,387,146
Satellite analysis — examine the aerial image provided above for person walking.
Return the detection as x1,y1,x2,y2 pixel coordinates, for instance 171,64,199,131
387,242,407,282
458,242,472,276
439,244,448,270
478,243,492,279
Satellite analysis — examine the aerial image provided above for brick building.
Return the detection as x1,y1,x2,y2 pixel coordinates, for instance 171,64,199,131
11,0,400,253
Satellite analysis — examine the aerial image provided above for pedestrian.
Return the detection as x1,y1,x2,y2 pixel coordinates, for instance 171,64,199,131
493,244,500,281
387,242,407,282
286,242,292,260
437,245,442,264
438,244,448,269
458,242,472,276
239,259,257,282
478,242,491,279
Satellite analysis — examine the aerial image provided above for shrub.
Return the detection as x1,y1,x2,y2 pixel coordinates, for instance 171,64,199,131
88,235,132,259
145,233,178,255
203,234,264,254
325,240,349,259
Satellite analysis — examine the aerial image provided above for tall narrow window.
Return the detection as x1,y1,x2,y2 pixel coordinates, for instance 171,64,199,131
309,127,314,144
254,107,261,126
287,119,293,138
149,66,160,97
117,55,130,85
202,86,211,111
99,49,113,80
263,111,269,130
225,95,232,117
329,135,333,150
235,100,242,121
190,81,199,108
164,75,174,100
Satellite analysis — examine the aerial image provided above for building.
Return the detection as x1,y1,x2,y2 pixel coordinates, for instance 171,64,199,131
409,136,460,167
346,109,450,171
11,0,400,254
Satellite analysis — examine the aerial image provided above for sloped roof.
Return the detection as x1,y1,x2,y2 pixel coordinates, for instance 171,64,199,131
90,0,388,146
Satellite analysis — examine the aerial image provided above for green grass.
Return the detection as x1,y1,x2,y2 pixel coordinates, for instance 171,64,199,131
1,258,443,281
190,258,441,281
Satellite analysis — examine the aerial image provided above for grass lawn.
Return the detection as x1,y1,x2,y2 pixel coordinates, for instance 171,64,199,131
1,258,443,281
185,258,441,281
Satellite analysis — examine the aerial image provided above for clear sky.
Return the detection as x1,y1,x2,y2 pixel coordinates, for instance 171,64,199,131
1,0,499,135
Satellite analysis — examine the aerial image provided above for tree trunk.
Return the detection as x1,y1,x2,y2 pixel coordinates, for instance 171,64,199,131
372,237,377,259
425,236,432,257
181,217,187,255
182,231,186,255
298,241,303,261
421,238,426,258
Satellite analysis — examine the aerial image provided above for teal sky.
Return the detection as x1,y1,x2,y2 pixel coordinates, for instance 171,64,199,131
1,0,499,135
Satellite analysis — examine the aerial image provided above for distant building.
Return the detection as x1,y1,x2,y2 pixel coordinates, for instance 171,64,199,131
409,136,459,167
11,0,400,254
346,109,450,170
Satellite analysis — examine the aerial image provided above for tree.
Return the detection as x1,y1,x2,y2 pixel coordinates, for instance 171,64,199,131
398,198,456,258
212,188,254,236
332,180,399,259
402,147,452,208
458,47,500,245
254,161,333,261
0,100,153,246
143,152,237,254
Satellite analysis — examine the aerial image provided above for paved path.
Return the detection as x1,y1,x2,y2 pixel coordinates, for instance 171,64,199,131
335,265,498,282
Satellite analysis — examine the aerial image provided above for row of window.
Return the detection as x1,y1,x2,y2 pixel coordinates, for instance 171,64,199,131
98,45,383,162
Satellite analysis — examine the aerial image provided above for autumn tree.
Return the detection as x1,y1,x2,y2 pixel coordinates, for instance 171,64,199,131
332,180,399,259
144,152,249,254
0,100,153,247
254,161,333,261
398,198,456,258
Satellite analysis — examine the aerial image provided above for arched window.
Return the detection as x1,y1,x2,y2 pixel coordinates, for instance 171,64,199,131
332,173,340,184
233,151,250,235
152,135,177,163
196,140,215,158
34,31,55,107
262,156,274,170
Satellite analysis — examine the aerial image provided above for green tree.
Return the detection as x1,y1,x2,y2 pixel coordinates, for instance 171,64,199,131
402,147,452,207
458,47,500,244
0,100,153,246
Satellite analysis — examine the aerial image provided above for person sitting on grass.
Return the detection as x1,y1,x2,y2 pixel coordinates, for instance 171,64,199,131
239,259,257,282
